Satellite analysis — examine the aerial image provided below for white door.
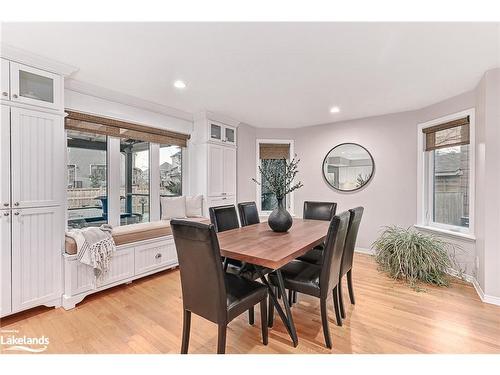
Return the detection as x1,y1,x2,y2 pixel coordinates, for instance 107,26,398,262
11,206,62,312
223,147,237,196
1,59,9,100
10,107,64,208
207,144,224,197
0,209,12,316
209,122,223,143
9,62,62,110
0,105,10,209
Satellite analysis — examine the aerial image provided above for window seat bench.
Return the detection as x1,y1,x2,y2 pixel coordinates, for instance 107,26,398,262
62,217,209,310
65,217,210,254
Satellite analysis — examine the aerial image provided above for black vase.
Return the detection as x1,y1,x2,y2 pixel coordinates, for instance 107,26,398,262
268,198,293,232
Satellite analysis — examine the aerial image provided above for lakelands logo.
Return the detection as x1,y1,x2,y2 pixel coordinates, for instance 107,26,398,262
0,329,49,353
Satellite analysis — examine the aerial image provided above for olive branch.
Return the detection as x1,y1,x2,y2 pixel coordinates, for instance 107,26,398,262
252,156,303,201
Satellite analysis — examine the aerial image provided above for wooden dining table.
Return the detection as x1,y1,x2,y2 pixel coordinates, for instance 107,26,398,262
217,218,330,347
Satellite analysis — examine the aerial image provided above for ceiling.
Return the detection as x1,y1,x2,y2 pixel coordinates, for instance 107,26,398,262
2,23,499,128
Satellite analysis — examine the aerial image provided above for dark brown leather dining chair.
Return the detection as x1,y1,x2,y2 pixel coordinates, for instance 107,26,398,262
171,219,268,354
269,211,350,349
237,201,260,226
297,201,337,265
337,207,364,319
209,204,256,325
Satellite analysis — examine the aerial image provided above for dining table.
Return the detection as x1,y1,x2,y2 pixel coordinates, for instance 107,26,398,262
216,218,331,347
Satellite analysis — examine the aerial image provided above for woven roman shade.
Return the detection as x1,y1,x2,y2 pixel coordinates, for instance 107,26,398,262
422,116,470,151
259,143,290,159
65,110,190,147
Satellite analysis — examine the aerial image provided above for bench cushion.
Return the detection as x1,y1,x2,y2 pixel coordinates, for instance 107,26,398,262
65,217,210,255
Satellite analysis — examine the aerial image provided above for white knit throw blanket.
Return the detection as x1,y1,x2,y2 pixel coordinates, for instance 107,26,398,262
66,224,116,285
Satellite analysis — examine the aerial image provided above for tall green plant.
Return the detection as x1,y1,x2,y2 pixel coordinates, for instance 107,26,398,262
252,156,303,201
372,226,460,289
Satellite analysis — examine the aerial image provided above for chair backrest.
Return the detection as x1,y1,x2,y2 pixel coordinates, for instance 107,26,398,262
319,211,350,296
209,205,240,232
237,202,260,227
303,201,337,221
340,207,364,276
170,219,227,324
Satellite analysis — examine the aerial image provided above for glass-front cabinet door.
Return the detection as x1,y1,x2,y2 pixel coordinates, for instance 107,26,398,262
210,122,222,142
9,62,61,110
224,126,236,145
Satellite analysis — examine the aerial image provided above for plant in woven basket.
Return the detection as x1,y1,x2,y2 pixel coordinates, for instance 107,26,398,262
372,226,460,289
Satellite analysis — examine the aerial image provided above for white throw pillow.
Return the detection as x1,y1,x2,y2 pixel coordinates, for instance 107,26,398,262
186,195,203,217
161,196,187,220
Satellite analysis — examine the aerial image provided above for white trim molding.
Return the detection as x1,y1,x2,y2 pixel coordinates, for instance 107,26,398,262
1,44,78,77
416,108,476,238
471,278,500,306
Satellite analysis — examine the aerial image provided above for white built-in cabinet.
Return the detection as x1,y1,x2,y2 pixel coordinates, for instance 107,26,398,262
191,112,238,215
0,57,65,317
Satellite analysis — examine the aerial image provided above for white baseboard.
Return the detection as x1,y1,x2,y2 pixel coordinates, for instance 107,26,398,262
354,247,375,255
471,278,500,306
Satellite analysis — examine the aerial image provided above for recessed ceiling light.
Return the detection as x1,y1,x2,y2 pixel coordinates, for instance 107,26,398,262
173,80,187,89
330,106,340,113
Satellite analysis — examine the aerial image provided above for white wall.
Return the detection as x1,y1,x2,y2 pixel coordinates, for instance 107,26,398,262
474,69,500,301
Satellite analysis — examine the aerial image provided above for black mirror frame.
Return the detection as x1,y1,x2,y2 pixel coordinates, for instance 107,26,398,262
322,142,375,192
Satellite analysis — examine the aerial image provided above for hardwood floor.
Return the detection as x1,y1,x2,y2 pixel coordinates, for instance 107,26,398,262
1,253,499,354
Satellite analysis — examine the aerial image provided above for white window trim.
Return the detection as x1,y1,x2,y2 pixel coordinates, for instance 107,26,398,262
255,138,295,216
416,108,475,240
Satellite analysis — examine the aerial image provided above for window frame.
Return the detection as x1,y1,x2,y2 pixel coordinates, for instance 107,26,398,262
255,139,295,216
416,108,475,239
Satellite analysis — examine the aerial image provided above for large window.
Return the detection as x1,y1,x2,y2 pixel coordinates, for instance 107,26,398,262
66,130,108,229
65,111,189,227
120,139,150,225
159,144,182,196
257,140,293,213
419,111,474,236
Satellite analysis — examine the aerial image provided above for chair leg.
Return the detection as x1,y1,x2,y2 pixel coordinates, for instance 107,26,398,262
181,309,191,354
338,277,346,319
217,323,227,354
268,287,275,328
332,287,343,327
320,297,332,349
248,307,255,325
293,291,297,304
260,299,268,345
223,257,229,271
288,289,294,307
347,270,356,305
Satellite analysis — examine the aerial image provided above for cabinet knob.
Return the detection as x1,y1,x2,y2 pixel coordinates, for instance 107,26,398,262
12,94,18,99
155,253,162,259
14,202,19,206
3,212,9,217
14,212,20,216
1,92,7,97
3,203,8,207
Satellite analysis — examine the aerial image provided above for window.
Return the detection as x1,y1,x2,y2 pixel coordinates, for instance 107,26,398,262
66,130,107,229
65,111,189,227
256,140,294,213
120,139,150,225
159,144,182,196
418,110,474,236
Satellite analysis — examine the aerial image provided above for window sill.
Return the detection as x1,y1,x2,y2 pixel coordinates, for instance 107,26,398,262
414,224,476,242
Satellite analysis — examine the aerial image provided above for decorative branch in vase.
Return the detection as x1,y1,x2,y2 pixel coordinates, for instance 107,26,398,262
252,156,303,232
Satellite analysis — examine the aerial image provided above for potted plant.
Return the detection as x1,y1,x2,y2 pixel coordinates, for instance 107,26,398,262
252,157,303,232
372,226,461,289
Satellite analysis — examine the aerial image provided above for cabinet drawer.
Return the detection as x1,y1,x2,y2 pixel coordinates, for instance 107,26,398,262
135,238,177,275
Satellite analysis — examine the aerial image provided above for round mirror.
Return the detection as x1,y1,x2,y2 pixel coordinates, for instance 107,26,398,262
322,143,374,192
